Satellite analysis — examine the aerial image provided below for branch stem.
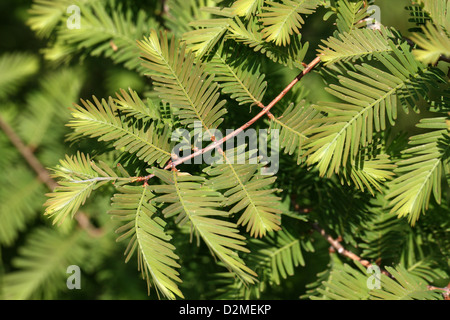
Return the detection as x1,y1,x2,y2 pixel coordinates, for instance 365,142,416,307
142,56,321,179
0,115,102,237
312,222,371,268
0,116,58,190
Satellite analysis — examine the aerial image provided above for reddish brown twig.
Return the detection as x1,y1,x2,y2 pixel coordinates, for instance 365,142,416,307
138,56,321,182
427,285,450,300
302,207,450,297
289,194,382,271
312,222,372,268
0,116,58,191
161,0,169,15
0,115,103,237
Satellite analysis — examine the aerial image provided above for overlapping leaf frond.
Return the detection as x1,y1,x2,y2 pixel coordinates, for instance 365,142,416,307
163,0,218,36
183,7,236,59
208,272,259,299
67,95,173,166
301,262,332,299
248,228,313,285
137,30,227,130
27,0,71,38
0,52,39,100
412,22,450,65
114,88,162,122
406,4,430,30
418,201,450,259
232,0,265,19
339,150,396,195
398,232,448,283
211,227,314,299
318,26,396,65
258,0,320,46
408,0,450,65
358,200,409,261
71,1,157,71
304,41,446,178
109,185,183,300
204,161,282,238
416,0,450,30
309,261,372,300
370,265,444,300
334,0,370,34
311,177,374,248
358,196,449,280
270,102,321,164
27,0,105,38
386,116,450,225
36,0,157,72
309,261,444,300
205,42,267,107
227,16,308,69
44,152,132,225
151,168,258,284
2,227,89,299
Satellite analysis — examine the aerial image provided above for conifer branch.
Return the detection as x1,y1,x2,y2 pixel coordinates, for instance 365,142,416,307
292,200,373,268
141,56,321,180
295,201,450,298
180,56,321,156
16,0,449,300
311,222,372,268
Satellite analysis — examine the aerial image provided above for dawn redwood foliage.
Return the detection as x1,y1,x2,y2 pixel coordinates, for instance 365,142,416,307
0,0,449,300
